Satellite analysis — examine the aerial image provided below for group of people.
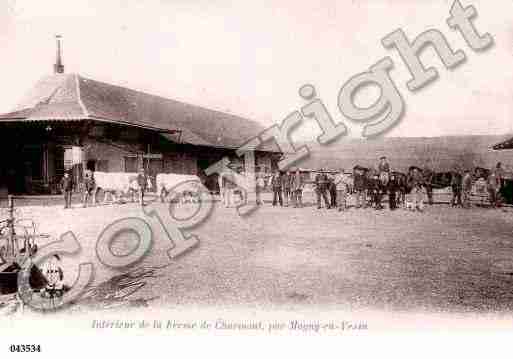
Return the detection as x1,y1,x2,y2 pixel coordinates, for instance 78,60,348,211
267,168,309,208
265,156,416,211
266,166,354,211
260,157,506,212
449,162,504,208
61,157,505,211
59,168,150,209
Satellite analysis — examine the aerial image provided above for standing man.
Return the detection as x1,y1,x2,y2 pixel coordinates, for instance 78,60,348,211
422,161,435,205
82,170,95,208
314,169,330,209
255,168,265,205
407,167,425,211
333,169,348,212
450,169,463,207
219,170,235,207
137,168,148,206
328,173,337,209
496,162,504,184
378,156,390,187
353,167,367,209
495,162,505,197
388,173,399,210
291,168,304,208
282,170,292,207
369,174,383,210
461,169,473,209
487,170,500,208
271,170,283,207
60,171,73,209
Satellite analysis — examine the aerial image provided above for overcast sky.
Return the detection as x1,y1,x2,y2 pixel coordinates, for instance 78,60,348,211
0,0,511,140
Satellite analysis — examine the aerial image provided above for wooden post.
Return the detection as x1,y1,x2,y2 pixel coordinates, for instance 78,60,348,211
7,195,16,258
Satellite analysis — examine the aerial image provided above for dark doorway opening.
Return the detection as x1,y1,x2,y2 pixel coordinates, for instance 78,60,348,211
86,160,96,172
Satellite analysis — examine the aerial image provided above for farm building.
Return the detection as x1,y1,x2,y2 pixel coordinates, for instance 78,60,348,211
0,42,280,195
492,136,513,151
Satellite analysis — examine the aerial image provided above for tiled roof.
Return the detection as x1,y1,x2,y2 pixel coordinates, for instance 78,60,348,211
0,73,279,152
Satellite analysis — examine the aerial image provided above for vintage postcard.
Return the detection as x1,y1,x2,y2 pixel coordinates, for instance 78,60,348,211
0,0,512,356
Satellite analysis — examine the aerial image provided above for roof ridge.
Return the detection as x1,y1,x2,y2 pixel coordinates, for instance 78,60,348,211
74,73,90,118
78,75,264,129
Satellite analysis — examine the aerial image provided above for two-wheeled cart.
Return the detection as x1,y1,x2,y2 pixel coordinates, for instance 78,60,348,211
0,196,47,295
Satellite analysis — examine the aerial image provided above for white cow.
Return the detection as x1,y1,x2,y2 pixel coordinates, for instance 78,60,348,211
92,172,152,204
218,171,248,207
156,173,206,203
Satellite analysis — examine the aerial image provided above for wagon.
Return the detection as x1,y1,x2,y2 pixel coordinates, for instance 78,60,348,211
0,197,48,295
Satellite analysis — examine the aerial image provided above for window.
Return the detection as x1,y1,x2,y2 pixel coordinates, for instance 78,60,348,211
124,156,138,173
96,160,109,172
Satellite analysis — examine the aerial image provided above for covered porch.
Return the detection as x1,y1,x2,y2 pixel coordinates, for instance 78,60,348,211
0,120,86,195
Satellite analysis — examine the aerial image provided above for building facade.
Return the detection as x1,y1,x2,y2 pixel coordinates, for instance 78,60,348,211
0,72,280,195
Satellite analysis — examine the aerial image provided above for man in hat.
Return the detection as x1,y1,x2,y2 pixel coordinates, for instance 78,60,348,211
255,167,266,205
281,170,292,206
495,162,505,193
369,173,383,210
333,169,348,211
314,169,330,209
494,162,504,206
461,169,473,208
450,169,463,207
233,166,246,205
327,173,337,209
487,169,500,208
378,156,390,187
422,160,435,205
219,169,234,207
82,170,95,208
387,173,399,210
218,158,231,207
270,169,283,206
291,168,304,208
407,167,425,211
137,168,149,206
353,166,367,209
60,171,73,209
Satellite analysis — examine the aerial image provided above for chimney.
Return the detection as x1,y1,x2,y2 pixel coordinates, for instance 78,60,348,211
53,35,64,74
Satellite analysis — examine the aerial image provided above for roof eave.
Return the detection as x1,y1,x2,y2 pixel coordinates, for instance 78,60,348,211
87,115,180,134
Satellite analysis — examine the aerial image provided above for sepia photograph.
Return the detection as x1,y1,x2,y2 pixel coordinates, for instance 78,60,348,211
0,0,512,356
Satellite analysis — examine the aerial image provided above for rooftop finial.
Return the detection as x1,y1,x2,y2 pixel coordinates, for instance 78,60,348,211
54,35,64,74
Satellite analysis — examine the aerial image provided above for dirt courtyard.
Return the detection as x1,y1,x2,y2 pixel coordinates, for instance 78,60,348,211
2,191,513,315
